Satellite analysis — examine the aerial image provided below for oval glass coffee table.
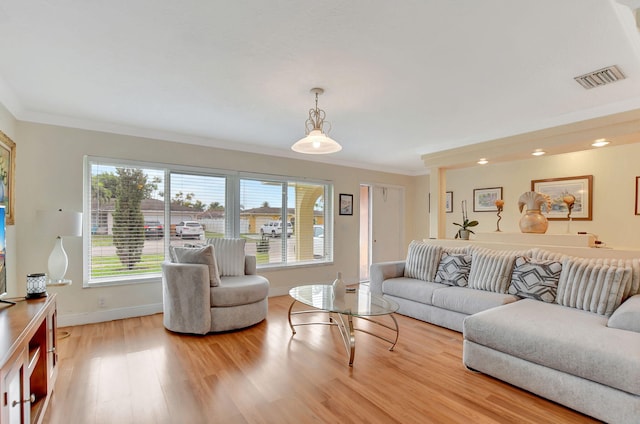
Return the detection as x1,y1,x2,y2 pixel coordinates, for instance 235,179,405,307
288,284,399,366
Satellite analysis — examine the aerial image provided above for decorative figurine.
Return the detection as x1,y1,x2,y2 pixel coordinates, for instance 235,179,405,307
495,199,504,232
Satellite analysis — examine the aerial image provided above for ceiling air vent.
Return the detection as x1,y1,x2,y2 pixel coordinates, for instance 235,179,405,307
574,65,625,89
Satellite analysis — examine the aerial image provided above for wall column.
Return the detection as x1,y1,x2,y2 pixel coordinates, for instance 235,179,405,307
428,167,447,239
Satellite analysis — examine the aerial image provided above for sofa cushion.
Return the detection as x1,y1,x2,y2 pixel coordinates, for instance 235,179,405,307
434,253,472,287
432,287,519,315
403,241,442,282
556,258,632,316
532,248,640,300
463,299,640,396
170,245,221,286
210,275,270,307
607,295,640,333
508,256,562,303
206,238,246,276
468,250,517,293
381,277,446,305
442,245,471,254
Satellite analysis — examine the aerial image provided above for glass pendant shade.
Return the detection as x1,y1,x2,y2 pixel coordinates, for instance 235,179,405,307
292,88,342,155
291,129,342,154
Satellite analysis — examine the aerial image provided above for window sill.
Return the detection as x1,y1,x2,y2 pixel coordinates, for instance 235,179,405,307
257,260,334,272
83,274,162,288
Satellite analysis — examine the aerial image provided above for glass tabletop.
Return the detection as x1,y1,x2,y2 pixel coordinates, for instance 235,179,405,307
289,284,399,317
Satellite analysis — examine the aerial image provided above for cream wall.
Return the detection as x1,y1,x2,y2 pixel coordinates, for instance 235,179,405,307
13,121,422,325
443,143,640,249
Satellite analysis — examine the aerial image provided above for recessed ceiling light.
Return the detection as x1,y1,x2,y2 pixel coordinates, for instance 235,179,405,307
477,158,488,165
532,149,546,156
592,139,610,147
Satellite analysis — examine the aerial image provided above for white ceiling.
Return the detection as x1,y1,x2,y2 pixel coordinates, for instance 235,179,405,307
1,0,640,175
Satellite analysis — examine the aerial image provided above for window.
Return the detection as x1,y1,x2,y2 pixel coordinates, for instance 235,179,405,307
86,159,165,284
240,178,332,267
84,157,333,286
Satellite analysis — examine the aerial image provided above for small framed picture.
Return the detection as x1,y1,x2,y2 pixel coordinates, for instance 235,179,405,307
339,193,353,216
473,187,503,212
446,191,453,213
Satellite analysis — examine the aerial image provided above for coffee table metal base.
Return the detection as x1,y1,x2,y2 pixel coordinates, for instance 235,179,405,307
287,299,399,366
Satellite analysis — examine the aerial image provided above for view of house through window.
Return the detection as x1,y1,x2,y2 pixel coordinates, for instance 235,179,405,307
240,179,329,266
85,157,333,286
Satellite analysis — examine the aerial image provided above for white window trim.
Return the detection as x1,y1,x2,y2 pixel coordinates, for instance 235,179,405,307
83,156,334,287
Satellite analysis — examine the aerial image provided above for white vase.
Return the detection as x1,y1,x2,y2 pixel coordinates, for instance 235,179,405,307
48,236,69,282
332,272,345,299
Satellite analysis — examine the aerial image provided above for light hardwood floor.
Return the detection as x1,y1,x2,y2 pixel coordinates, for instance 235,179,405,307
43,295,600,424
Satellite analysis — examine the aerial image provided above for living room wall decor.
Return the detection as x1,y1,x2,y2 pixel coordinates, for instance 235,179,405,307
473,187,502,212
531,175,593,220
339,193,353,215
635,177,640,215
0,131,15,225
446,191,453,213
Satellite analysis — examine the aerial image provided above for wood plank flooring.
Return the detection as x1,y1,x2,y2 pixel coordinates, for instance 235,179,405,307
43,295,600,424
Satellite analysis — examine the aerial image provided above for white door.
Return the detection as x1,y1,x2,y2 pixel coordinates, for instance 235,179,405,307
371,185,405,264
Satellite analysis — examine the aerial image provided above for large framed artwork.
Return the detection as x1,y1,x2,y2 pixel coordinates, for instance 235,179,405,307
473,187,502,212
531,175,593,220
0,131,15,225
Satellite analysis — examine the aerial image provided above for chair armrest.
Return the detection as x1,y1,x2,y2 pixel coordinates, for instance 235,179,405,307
245,255,257,275
162,262,211,334
369,261,406,296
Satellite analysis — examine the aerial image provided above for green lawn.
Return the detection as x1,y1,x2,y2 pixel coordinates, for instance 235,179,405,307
91,254,164,278
90,234,267,277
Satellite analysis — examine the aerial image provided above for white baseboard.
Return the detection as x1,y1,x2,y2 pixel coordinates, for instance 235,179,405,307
269,286,292,297
58,288,311,327
58,303,163,327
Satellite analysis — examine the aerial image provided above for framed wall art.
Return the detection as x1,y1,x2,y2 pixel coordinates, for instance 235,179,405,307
339,193,353,216
473,187,502,212
0,131,15,225
531,175,593,220
635,177,640,215
445,191,453,213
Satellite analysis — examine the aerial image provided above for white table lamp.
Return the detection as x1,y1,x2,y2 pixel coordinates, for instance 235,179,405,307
37,209,82,285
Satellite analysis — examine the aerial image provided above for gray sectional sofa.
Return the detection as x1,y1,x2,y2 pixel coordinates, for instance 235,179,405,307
370,239,640,424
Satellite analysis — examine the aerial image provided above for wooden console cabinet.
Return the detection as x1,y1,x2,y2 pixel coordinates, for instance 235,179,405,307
0,295,57,424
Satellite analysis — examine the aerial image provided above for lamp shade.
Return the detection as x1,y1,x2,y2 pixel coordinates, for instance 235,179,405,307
291,130,342,154
37,209,82,284
37,209,82,237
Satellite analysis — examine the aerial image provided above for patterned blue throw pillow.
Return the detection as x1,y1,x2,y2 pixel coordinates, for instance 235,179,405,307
434,253,472,287
508,256,562,303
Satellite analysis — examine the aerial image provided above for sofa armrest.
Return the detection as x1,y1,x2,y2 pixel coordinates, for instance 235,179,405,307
162,262,212,334
245,255,257,275
608,294,640,333
369,261,406,296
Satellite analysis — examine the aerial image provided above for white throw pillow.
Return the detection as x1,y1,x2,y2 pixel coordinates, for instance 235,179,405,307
468,250,517,293
206,238,246,276
171,245,221,287
556,258,632,316
403,241,442,282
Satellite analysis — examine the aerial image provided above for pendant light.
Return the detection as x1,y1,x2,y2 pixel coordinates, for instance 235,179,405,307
291,88,342,154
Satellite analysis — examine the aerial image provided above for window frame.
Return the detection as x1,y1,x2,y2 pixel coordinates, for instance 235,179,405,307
83,156,334,287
